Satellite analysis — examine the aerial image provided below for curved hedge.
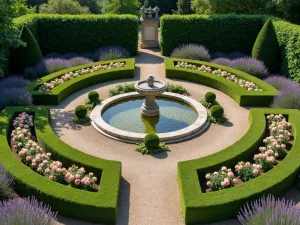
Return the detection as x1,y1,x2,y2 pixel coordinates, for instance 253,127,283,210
0,106,121,224
178,108,300,224
25,58,135,105
165,58,278,106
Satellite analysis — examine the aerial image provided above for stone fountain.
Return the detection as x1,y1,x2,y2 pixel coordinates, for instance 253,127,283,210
135,75,167,117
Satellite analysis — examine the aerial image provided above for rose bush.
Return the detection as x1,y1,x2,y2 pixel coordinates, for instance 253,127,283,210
10,112,98,191
175,62,262,92
39,62,125,92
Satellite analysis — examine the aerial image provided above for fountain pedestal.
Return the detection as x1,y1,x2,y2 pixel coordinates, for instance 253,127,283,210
135,75,167,117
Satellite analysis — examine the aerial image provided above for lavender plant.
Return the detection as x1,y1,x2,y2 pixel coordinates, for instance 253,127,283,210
0,165,14,200
211,58,232,67
35,58,71,77
264,75,299,91
0,88,33,110
0,76,30,89
271,87,300,109
69,57,93,67
238,195,300,225
170,44,211,61
94,46,130,61
231,57,269,78
0,197,57,225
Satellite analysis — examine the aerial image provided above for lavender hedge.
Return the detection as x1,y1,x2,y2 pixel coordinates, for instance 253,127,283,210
0,165,14,200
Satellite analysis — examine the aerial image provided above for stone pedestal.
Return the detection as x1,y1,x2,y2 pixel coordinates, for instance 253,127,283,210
141,95,159,117
140,20,159,49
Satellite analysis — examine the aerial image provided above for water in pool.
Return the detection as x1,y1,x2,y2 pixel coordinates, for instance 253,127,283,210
101,98,198,133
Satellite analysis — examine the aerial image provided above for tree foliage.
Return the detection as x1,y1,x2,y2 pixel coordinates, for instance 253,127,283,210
138,0,177,15
102,0,141,16
39,0,91,14
177,0,191,14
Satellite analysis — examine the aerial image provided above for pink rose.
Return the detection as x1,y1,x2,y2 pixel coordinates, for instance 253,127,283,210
84,180,90,185
253,169,259,175
75,179,81,185
92,177,97,182
205,174,211,179
228,172,234,178
26,156,31,161
75,174,81,179
233,179,238,184
49,175,53,180
89,172,94,177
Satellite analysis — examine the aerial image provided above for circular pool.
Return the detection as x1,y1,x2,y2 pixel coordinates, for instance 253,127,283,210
102,98,198,133
90,92,209,143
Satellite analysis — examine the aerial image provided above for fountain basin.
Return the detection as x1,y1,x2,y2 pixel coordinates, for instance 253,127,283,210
91,92,209,143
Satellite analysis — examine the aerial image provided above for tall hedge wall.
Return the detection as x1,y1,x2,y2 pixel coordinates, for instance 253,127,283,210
160,14,300,82
13,14,139,56
160,14,266,56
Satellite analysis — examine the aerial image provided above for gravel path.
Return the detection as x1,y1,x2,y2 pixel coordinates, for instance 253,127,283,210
51,49,255,225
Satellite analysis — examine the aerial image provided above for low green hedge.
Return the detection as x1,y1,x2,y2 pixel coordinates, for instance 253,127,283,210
0,106,121,224
165,58,278,106
178,108,300,224
25,58,135,105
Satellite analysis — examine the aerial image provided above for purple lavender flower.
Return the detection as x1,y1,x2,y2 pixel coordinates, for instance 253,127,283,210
171,44,211,61
69,57,93,67
0,76,30,89
0,197,57,225
0,87,33,110
231,57,269,78
264,75,299,91
35,58,71,77
0,165,14,200
227,51,248,59
238,195,300,225
271,86,300,109
94,46,130,62
211,58,232,67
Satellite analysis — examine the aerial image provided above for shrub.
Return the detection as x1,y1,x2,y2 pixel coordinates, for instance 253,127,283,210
88,91,100,102
75,105,87,118
205,166,236,191
166,83,190,96
210,105,224,118
94,46,130,62
35,58,71,77
205,92,216,103
144,133,160,149
231,57,269,78
252,20,280,73
0,165,14,200
170,44,211,61
210,58,232,67
238,195,300,225
271,88,300,109
109,83,135,97
69,57,93,67
73,105,90,124
10,26,43,73
0,197,57,225
0,88,33,110
235,161,262,182
136,142,169,155
0,76,29,89
39,0,91,14
264,75,299,91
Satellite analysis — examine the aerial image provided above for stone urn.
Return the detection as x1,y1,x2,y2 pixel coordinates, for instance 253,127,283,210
147,75,155,87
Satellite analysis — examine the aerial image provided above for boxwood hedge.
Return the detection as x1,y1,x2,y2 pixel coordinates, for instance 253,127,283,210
160,14,300,82
14,14,139,56
25,58,135,105
0,106,121,224
165,58,278,106
178,108,300,224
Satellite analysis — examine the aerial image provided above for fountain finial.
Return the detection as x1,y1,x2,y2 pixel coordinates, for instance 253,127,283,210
147,75,155,87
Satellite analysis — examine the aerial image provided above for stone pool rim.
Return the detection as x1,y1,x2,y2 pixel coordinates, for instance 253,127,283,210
90,92,209,143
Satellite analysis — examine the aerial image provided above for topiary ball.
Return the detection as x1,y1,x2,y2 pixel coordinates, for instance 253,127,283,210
205,92,216,103
210,105,224,118
144,133,160,149
75,105,87,118
88,91,99,102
